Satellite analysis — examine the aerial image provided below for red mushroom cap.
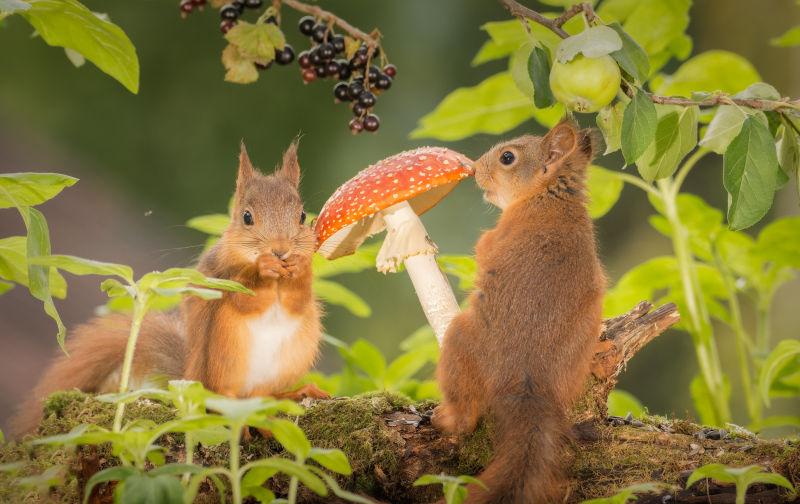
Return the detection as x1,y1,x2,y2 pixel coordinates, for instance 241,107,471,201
315,147,473,259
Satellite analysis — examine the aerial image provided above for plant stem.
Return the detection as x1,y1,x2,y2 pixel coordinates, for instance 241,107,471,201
714,250,761,424
615,171,660,198
658,178,731,424
756,300,772,359
113,297,146,432
281,0,379,48
230,423,243,504
671,148,709,196
288,476,299,504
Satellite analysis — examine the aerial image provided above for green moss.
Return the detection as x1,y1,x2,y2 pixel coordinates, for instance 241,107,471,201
454,420,493,475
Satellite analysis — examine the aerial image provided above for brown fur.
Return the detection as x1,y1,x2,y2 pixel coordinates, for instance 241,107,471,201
432,121,606,503
12,141,323,435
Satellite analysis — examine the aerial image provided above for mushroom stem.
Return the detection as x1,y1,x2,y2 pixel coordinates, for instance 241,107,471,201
377,200,460,344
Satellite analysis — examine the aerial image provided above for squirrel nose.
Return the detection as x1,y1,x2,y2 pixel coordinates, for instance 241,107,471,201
272,248,289,260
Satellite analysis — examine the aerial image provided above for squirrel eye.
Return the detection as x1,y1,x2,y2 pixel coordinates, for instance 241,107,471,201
300,211,307,225
500,151,515,165
242,210,254,226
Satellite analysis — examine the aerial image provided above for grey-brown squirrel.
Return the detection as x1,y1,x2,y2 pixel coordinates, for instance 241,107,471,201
433,120,607,503
13,141,327,435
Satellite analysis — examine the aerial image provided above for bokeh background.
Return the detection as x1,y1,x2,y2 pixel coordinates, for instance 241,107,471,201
1,0,799,432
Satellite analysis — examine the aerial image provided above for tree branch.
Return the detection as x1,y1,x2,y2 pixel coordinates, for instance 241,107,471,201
497,0,800,114
280,0,379,48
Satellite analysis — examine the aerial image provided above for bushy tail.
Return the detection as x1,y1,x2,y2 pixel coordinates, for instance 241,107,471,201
467,387,569,504
11,312,185,436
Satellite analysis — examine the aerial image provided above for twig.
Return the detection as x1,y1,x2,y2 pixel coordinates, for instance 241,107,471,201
497,0,800,114
499,0,595,38
281,0,379,48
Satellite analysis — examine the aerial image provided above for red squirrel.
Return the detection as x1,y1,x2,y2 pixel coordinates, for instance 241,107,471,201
13,142,326,435
432,121,606,503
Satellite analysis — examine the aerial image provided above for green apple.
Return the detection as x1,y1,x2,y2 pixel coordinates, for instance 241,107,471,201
549,54,621,113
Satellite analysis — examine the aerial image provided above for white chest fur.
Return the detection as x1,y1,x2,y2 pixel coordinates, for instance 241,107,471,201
242,304,301,394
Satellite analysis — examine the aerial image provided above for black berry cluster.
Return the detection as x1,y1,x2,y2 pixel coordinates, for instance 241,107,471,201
295,16,395,134
178,3,393,133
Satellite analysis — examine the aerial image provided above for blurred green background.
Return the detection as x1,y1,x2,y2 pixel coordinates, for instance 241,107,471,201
1,0,798,431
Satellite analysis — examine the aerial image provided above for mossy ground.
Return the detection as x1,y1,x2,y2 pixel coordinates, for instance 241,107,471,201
1,391,797,503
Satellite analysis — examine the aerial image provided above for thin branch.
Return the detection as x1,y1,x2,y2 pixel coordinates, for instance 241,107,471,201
497,0,800,113
281,0,379,48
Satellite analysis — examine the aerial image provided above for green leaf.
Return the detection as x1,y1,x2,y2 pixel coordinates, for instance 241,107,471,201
586,165,624,219
21,207,66,349
686,464,795,499
700,83,778,154
581,482,669,504
0,279,13,295
244,458,327,496
758,339,800,406
652,50,760,98
608,22,649,83
0,172,77,208
776,124,799,187
690,374,730,427
607,389,645,418
529,45,555,109
771,25,800,47
723,116,780,230
471,19,562,66
411,72,563,141
205,396,303,424
437,255,476,291
313,279,371,318
621,89,657,165
308,467,373,504
0,236,67,297
309,448,352,475
555,25,622,63
243,486,276,504
21,0,139,93
83,466,139,504
17,465,64,494
0,0,31,12
118,473,183,504
340,339,386,382
186,214,229,236
225,21,281,60
636,105,698,181
596,101,625,154
597,0,691,73
384,347,434,389
509,41,535,98
221,44,259,84
312,242,378,278
241,466,278,488
753,216,800,268
266,418,311,459
30,254,134,283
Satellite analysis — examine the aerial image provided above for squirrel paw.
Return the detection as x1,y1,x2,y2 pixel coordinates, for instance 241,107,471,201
258,254,290,279
280,383,331,401
283,254,310,277
431,403,477,435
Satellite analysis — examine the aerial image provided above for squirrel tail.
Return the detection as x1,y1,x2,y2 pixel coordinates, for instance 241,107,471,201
467,383,569,504
11,312,185,437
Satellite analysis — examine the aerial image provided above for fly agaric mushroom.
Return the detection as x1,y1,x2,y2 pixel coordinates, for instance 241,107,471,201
315,147,473,344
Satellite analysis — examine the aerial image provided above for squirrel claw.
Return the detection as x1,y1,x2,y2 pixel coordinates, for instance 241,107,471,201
257,254,290,279
279,383,331,401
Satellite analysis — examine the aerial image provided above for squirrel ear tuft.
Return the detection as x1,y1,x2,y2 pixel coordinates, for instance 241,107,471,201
278,139,301,188
543,120,579,167
237,141,256,191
